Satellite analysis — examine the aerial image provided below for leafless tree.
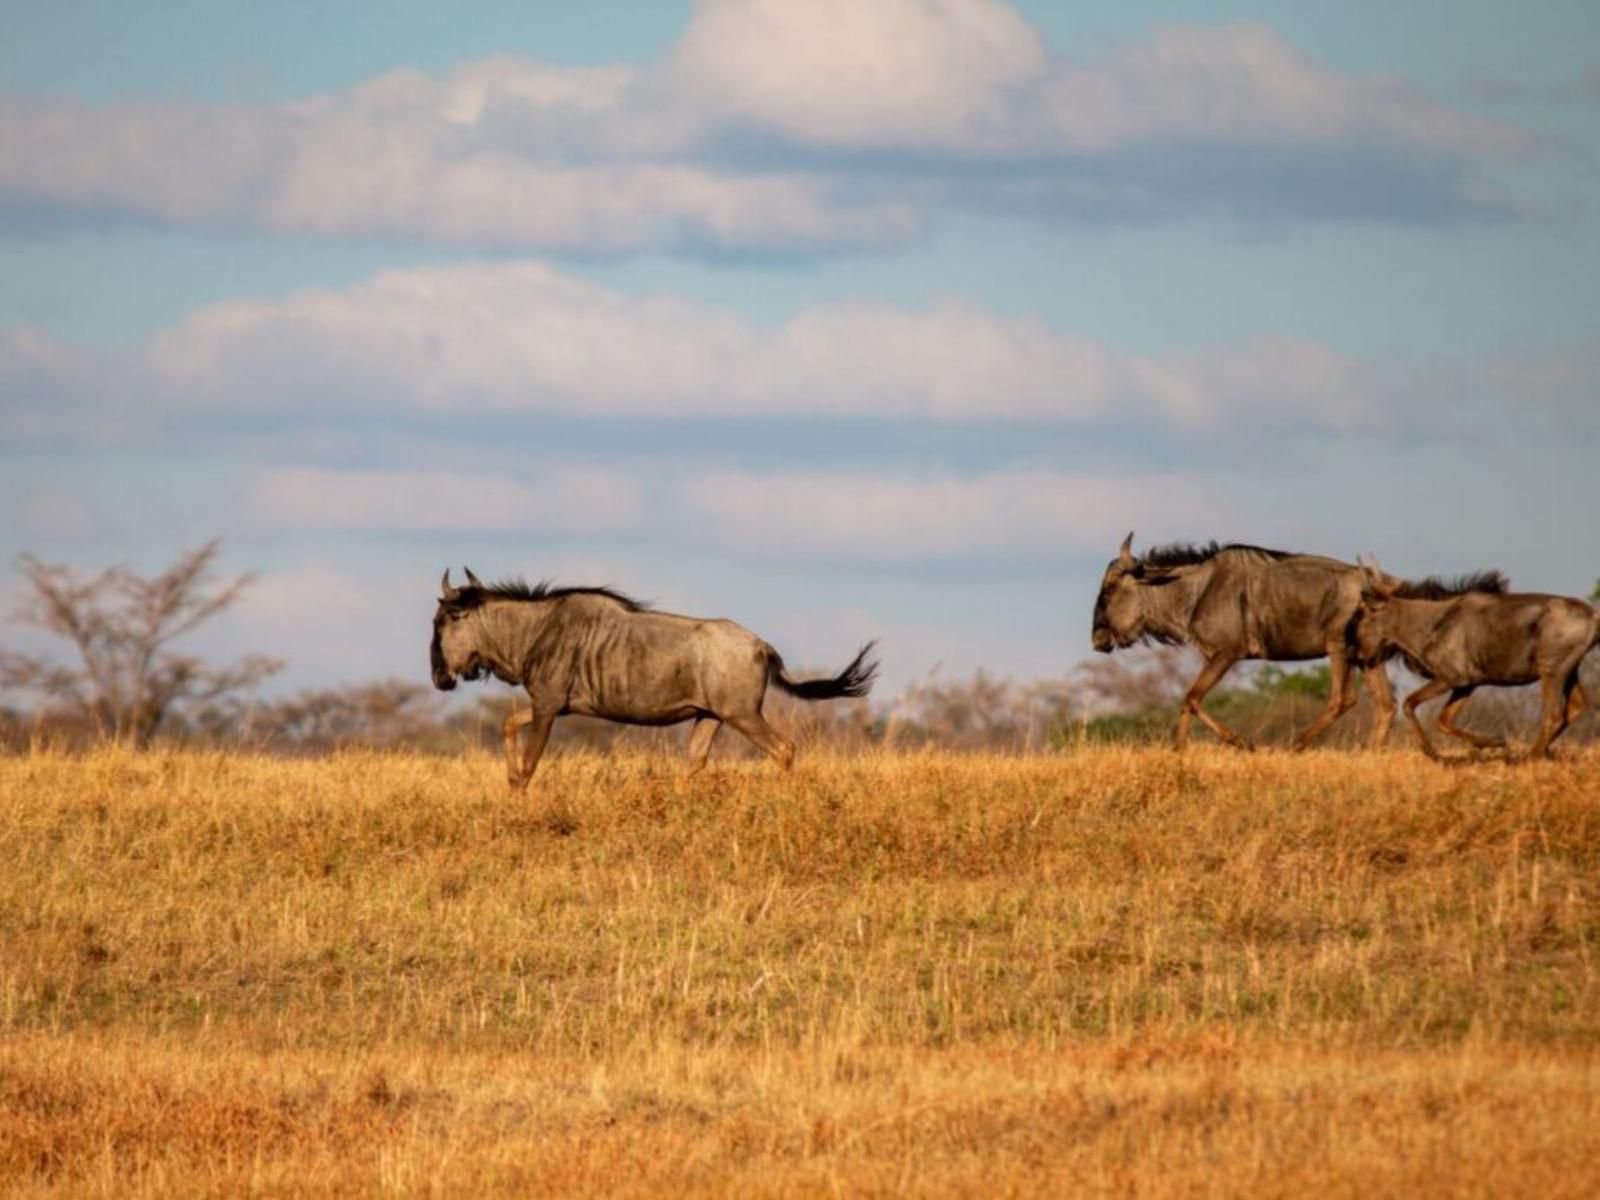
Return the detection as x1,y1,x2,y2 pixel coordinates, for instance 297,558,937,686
0,540,281,747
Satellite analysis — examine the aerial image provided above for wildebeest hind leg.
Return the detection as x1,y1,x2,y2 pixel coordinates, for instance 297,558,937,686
726,712,796,770
685,716,722,776
1435,686,1502,751
1176,652,1249,751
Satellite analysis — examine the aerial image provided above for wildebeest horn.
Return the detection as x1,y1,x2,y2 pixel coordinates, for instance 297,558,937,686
1359,555,1395,597
1118,531,1135,568
463,566,484,588
440,568,459,601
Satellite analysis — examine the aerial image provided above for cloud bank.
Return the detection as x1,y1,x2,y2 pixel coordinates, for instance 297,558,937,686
2,258,1389,434
6,257,1596,443
0,3,1535,253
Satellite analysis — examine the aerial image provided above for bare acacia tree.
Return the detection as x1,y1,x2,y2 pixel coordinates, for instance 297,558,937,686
0,540,282,746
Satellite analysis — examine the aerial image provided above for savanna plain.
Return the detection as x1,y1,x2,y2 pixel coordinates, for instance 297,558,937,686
2,744,1598,1196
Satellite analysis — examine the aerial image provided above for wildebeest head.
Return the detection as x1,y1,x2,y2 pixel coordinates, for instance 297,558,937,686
1351,558,1400,662
1091,532,1167,652
431,567,489,690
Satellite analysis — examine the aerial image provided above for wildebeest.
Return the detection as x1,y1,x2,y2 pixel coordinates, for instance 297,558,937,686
1090,533,1397,751
431,569,877,790
1353,559,1598,759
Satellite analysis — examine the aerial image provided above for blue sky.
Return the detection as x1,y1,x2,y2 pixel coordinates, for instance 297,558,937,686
2,0,1597,700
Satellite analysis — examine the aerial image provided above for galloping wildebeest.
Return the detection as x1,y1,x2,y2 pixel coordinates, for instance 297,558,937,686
431,569,878,790
1090,533,1397,751
1353,560,1598,759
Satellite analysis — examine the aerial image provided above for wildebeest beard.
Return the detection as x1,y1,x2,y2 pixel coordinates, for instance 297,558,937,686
429,619,468,689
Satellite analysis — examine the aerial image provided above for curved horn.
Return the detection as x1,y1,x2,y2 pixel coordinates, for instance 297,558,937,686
1376,566,1399,598
1359,555,1395,597
463,566,484,588
1118,531,1135,569
440,568,459,600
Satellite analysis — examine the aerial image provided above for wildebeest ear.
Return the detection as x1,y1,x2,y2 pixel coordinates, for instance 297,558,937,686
440,569,459,601
463,566,484,588
1118,531,1135,569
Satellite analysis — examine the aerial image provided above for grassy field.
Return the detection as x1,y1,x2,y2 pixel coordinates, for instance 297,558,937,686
2,744,1598,1196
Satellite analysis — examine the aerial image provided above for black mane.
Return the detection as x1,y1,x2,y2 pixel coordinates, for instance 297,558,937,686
1139,541,1291,570
1392,570,1509,600
450,578,652,612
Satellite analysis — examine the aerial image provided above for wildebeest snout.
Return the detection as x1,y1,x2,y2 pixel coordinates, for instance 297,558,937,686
1092,627,1114,653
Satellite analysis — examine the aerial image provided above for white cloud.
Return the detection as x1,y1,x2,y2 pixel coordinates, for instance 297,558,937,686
0,84,917,253
0,7,1534,251
680,468,1235,559
1040,23,1528,157
671,0,1047,150
249,465,642,533
139,258,1377,431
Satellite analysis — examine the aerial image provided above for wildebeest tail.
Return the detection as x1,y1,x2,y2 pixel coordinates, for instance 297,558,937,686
767,641,879,701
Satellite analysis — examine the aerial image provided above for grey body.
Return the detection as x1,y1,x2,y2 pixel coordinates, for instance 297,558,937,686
431,570,876,789
1354,565,1598,758
1091,533,1396,750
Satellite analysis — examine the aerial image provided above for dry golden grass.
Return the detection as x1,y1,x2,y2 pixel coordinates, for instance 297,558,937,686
2,744,1598,1196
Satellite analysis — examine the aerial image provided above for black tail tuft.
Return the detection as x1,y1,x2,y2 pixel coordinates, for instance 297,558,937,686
768,641,879,701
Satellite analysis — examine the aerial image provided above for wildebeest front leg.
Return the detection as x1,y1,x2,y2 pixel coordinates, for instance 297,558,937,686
1401,679,1451,759
502,706,534,788
1434,686,1502,751
513,709,558,792
1362,664,1396,749
1175,652,1248,751
1291,649,1355,751
685,716,722,777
